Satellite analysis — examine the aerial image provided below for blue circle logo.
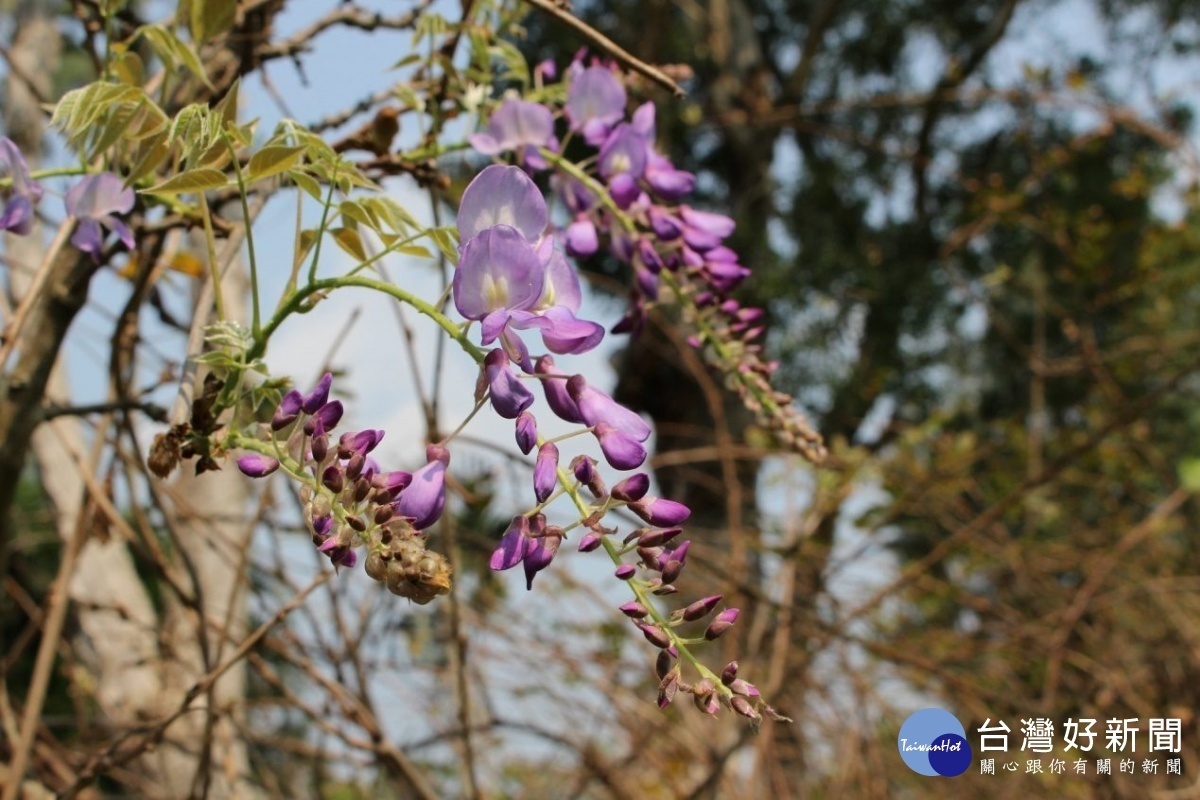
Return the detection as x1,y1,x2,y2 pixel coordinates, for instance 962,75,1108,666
897,708,972,777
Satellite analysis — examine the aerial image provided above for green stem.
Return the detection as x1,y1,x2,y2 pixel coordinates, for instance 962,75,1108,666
198,192,226,321
224,135,261,337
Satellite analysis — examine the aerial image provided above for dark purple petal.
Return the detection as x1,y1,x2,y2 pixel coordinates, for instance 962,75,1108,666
272,389,303,430
457,164,548,242
302,373,333,413
681,595,723,622
611,473,649,502
0,194,34,235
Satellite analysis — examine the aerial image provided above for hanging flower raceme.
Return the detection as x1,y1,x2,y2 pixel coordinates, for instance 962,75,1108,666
236,373,452,604
0,137,42,235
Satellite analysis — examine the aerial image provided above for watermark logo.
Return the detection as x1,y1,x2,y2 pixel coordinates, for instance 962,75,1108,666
898,708,973,777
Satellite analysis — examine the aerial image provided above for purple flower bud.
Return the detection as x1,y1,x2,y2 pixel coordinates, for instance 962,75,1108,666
704,608,740,640
619,601,648,618
272,390,303,430
565,217,599,257
660,559,684,584
485,348,535,420
615,564,636,580
636,527,681,548
731,696,759,720
637,623,671,649
611,473,649,502
236,454,279,478
577,530,603,552
729,678,760,698
515,411,538,455
345,453,365,481
397,444,450,529
630,497,691,526
571,455,606,497
681,594,724,622
721,662,739,685
339,429,384,458
533,442,559,503
321,464,344,493
489,515,530,571
305,400,344,434
301,373,333,414
655,649,674,679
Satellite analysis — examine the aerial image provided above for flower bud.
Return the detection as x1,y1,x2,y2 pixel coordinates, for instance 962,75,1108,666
321,465,344,494
655,649,674,679
731,695,759,720
704,608,740,641
630,497,691,526
636,527,682,548
619,601,648,618
236,454,279,478
301,373,333,413
271,390,303,430
615,564,636,580
611,473,649,502
577,531,603,552
681,594,723,622
721,661,739,686
638,623,671,649
729,679,760,698
515,411,538,455
534,442,559,503
657,669,679,708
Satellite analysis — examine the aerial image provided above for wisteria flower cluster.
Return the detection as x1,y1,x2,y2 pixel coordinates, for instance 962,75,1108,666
1,135,135,257
238,373,452,605
473,58,826,462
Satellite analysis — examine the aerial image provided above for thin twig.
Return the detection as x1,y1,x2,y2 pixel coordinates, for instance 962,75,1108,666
521,0,686,97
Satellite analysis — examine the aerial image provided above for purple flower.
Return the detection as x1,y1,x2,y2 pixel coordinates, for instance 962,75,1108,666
566,64,627,146
396,444,450,529
523,525,562,589
611,473,649,502
0,138,42,235
598,124,649,208
454,167,604,366
469,99,558,168
567,374,651,469
679,206,735,251
485,348,535,419
488,514,560,589
533,441,559,503
236,453,280,477
64,172,134,255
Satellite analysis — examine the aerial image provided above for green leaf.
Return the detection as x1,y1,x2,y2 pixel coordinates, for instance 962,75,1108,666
246,145,305,182
396,244,433,259
331,227,368,261
142,167,228,195
287,170,323,201
190,0,238,44
428,227,460,261
294,229,317,270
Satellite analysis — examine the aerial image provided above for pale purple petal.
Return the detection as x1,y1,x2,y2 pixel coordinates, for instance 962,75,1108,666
0,194,34,235
237,454,280,477
565,217,599,256
457,165,548,242
567,375,651,440
453,225,546,320
567,66,627,145
511,306,605,356
534,355,584,423
69,219,104,255
396,445,450,529
593,422,647,470
65,172,133,219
